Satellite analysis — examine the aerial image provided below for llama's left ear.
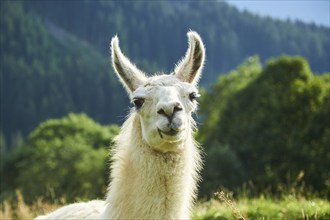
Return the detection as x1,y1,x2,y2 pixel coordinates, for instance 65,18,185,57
174,31,205,85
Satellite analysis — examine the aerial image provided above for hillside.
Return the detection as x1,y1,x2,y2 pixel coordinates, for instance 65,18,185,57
1,0,329,149
0,1,125,148
24,0,329,77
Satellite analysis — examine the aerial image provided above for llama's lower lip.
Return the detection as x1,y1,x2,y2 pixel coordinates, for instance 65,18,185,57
158,128,179,138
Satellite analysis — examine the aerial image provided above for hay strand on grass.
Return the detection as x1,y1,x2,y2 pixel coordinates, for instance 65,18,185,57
215,191,246,220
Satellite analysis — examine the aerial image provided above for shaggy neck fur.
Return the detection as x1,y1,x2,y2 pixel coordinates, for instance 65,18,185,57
101,112,202,219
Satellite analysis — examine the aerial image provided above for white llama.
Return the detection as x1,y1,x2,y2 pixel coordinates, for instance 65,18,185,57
36,30,205,219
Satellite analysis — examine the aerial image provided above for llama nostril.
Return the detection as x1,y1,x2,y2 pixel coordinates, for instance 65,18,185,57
173,103,183,113
157,109,167,116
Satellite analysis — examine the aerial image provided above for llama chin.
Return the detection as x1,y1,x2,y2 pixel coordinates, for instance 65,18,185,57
36,31,205,220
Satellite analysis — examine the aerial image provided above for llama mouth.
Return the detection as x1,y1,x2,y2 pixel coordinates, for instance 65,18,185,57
158,128,179,139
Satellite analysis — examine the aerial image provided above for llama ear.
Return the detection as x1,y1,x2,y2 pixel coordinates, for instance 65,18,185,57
174,31,205,85
111,35,147,94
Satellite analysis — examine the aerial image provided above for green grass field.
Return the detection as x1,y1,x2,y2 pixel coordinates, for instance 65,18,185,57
193,196,329,220
1,191,329,220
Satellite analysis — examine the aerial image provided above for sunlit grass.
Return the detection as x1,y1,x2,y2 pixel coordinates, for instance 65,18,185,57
193,195,330,220
1,190,329,220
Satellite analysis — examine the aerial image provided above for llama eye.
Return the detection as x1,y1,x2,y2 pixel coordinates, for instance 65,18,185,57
189,92,200,102
132,98,144,109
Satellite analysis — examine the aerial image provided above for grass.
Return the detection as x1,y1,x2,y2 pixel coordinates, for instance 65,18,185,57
1,191,329,220
193,193,330,220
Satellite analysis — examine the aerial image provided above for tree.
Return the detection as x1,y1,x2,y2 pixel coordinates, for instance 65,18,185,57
1,113,119,203
1,0,329,148
199,56,330,196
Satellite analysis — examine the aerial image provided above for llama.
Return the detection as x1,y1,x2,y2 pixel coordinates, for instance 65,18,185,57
36,30,205,219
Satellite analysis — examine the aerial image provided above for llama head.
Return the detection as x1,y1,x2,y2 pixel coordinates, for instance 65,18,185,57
111,31,205,153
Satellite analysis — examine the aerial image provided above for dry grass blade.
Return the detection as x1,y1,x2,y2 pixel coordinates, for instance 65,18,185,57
215,191,246,220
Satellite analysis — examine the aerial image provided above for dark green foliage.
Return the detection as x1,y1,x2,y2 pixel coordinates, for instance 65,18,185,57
1,1,329,148
23,0,329,77
0,1,125,148
198,56,330,197
1,0,329,201
28,113,118,149
0,113,119,203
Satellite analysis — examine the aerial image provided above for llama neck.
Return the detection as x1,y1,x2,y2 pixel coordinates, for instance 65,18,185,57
103,114,201,219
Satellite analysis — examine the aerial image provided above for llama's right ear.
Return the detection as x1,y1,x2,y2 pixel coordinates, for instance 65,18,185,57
111,36,147,94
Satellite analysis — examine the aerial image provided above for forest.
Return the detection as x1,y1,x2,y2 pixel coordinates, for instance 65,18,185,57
1,0,329,149
1,0,329,219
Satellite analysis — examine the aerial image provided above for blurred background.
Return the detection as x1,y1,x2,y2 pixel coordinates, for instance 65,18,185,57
0,0,329,214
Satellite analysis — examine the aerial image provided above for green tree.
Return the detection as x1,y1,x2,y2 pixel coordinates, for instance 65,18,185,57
1,113,119,203
198,56,262,196
199,56,330,196
1,0,329,148
198,56,262,143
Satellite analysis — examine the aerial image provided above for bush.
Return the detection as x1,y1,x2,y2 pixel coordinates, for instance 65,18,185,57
1,113,119,203
198,56,330,196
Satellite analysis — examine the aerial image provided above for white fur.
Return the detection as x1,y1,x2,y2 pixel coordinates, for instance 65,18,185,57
35,31,205,220
35,200,104,219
